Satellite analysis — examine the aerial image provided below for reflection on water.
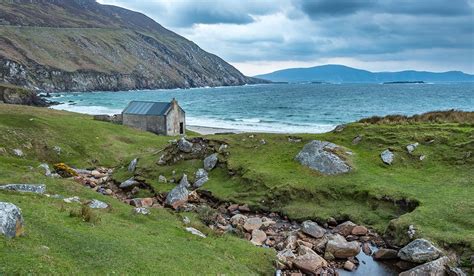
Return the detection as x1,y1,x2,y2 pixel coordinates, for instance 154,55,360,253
338,245,399,276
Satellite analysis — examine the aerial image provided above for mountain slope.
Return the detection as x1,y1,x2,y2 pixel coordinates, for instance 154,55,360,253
255,64,474,83
0,0,261,92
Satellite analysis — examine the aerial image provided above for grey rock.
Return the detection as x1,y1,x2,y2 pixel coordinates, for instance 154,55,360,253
88,199,108,209
195,168,208,180
301,220,326,238
194,176,209,188
38,163,51,177
326,234,361,258
53,146,61,155
183,216,191,225
277,248,296,266
204,153,218,171
165,175,190,209
381,149,394,165
0,184,46,194
352,135,363,145
399,256,449,276
295,140,351,175
63,196,80,203
446,266,467,276
185,227,206,238
0,202,24,238
178,137,193,153
128,158,138,173
420,155,426,161
119,178,139,189
179,174,191,188
12,149,24,157
398,239,442,263
132,207,150,215
158,175,167,183
406,143,419,154
73,169,92,175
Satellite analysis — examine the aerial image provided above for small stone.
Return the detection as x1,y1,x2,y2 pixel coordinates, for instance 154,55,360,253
230,214,248,226
119,178,139,189
128,158,138,173
301,220,326,238
0,184,46,194
183,216,191,225
277,249,296,267
243,217,263,232
227,204,239,212
185,227,206,238
0,202,24,238
63,196,80,203
204,153,218,171
344,260,356,271
158,175,167,183
374,248,398,260
351,225,368,236
132,207,150,215
362,242,372,255
250,229,267,245
38,163,52,177
406,143,419,154
104,189,113,195
419,155,426,161
238,204,251,212
352,135,363,145
381,149,394,165
88,199,108,209
324,251,335,261
260,139,266,145
53,146,61,155
130,198,154,208
12,149,24,157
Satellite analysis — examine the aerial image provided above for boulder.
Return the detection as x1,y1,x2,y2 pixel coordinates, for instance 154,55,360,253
399,256,449,276
164,175,190,209
293,246,328,274
334,221,357,237
194,168,209,188
325,234,361,258
351,225,368,236
374,248,398,260
88,199,108,209
195,168,208,179
295,140,351,175
406,143,419,154
301,220,326,238
398,239,442,263
185,227,206,238
204,153,218,171
381,149,394,165
0,184,46,194
0,202,24,238
178,137,193,153
343,260,356,271
250,229,267,245
38,163,52,177
119,178,139,189
128,158,138,172
243,217,263,232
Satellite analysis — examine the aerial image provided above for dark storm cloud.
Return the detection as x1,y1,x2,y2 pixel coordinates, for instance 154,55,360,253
295,0,375,17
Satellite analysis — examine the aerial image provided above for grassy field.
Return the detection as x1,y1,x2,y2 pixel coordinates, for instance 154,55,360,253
0,104,473,273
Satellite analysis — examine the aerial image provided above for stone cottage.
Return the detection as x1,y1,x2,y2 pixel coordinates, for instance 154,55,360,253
122,99,185,136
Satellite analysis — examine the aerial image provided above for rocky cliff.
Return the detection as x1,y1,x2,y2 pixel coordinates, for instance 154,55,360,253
0,0,263,92
0,83,48,106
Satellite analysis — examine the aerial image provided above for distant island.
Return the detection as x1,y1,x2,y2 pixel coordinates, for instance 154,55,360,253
255,64,474,83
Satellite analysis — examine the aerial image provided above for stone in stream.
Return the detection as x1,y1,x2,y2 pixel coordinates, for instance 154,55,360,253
381,149,394,165
343,260,356,271
164,175,190,209
243,217,263,232
88,199,108,209
374,248,398,260
398,239,442,263
38,163,52,177
250,229,267,245
295,140,351,175
178,137,193,153
301,220,326,238
0,202,24,238
293,245,328,274
128,158,138,172
185,227,206,238
399,256,449,276
325,234,361,258
204,153,218,171
119,178,139,189
0,184,46,194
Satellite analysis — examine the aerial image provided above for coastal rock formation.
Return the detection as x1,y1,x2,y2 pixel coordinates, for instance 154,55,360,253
0,202,24,238
295,140,351,175
0,84,48,106
0,1,263,92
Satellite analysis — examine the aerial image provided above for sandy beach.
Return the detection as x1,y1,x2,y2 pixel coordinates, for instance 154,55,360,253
187,125,243,135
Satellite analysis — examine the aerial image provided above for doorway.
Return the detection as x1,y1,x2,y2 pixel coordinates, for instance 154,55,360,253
179,122,184,134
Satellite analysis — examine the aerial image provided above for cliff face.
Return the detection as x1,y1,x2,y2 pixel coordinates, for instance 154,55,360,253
0,0,262,92
0,83,48,106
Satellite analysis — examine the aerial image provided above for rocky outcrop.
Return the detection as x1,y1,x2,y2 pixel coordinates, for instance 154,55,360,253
0,83,48,106
0,202,24,238
0,1,264,92
295,140,351,175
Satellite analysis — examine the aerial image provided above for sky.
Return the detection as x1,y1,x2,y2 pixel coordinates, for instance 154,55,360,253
98,0,474,76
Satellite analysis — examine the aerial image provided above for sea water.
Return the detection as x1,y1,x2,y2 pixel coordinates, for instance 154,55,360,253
51,83,474,133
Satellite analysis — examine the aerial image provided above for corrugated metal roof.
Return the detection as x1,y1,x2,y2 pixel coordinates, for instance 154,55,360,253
122,101,172,116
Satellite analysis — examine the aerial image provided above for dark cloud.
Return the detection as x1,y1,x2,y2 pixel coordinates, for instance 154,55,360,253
295,0,375,17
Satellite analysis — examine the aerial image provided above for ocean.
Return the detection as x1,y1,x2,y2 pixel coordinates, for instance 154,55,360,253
51,83,474,133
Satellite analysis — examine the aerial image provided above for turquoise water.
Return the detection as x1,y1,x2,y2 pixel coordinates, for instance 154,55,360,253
51,83,474,133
